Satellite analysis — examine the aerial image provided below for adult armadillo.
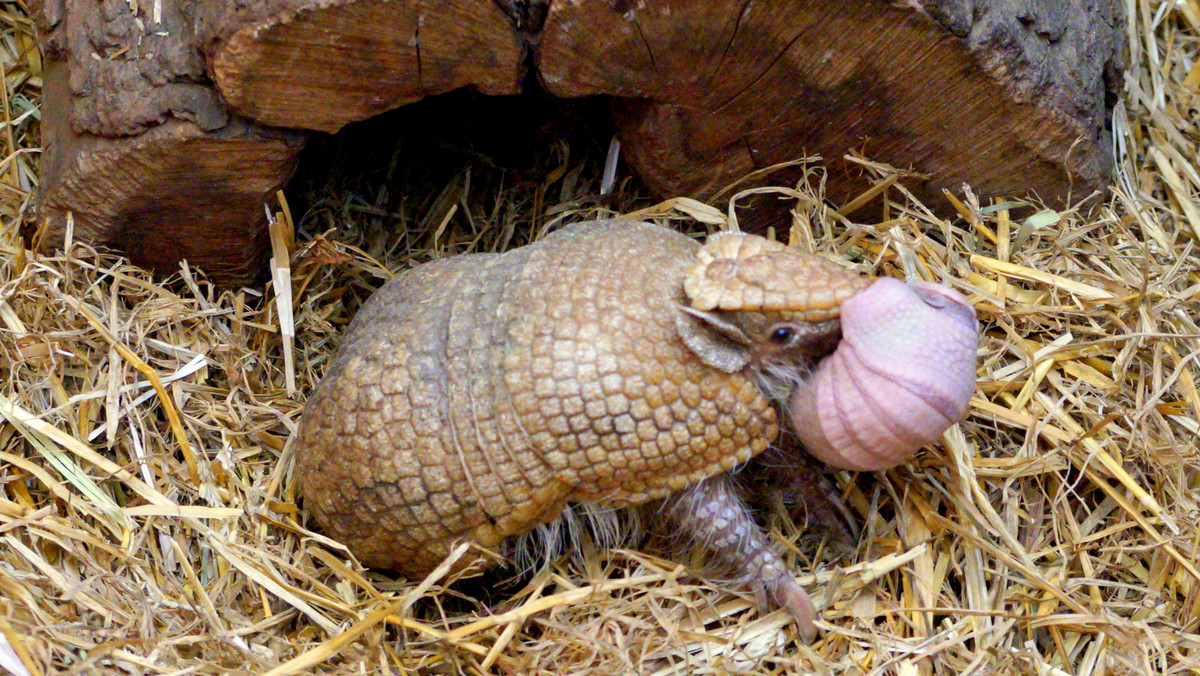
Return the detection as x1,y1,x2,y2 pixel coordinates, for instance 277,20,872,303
296,219,978,641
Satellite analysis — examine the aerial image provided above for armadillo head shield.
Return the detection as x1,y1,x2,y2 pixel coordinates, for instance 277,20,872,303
675,231,870,374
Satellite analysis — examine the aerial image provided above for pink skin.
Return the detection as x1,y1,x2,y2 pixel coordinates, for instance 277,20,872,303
790,278,979,471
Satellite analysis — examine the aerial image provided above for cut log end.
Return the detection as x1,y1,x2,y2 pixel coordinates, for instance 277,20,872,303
540,0,1122,213
203,0,525,133
36,2,308,287
40,119,304,287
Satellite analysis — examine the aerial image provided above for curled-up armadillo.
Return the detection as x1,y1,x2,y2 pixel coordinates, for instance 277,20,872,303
296,220,979,641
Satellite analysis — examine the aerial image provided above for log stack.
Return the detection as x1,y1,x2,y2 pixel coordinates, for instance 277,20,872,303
34,0,1124,286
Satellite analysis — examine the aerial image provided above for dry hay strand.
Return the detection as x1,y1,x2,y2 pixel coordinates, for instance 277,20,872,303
3,1,1200,674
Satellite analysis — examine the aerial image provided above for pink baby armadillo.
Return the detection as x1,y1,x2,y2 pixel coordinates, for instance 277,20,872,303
790,277,979,471
295,220,979,642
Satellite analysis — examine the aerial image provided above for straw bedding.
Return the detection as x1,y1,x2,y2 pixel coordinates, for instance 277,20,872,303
2,2,1199,674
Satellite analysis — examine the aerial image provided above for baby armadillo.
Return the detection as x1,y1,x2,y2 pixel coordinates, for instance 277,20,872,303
296,219,979,641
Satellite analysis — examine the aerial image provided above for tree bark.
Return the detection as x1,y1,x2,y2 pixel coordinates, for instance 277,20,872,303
34,0,305,286
539,0,1123,210
35,0,1123,284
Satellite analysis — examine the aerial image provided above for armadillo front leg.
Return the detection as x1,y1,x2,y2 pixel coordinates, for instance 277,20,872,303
653,476,818,642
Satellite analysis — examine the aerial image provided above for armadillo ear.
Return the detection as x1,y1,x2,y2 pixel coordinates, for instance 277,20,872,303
674,306,752,373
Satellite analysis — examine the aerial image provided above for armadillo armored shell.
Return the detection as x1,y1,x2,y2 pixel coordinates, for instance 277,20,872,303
295,220,866,578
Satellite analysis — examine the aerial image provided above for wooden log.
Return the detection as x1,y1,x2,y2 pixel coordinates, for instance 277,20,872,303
201,0,526,133
538,0,1124,212
35,0,305,286
37,0,1123,281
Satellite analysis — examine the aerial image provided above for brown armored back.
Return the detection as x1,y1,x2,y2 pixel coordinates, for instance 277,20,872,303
296,221,777,576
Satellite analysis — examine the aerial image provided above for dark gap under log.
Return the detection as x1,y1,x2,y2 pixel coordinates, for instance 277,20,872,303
284,87,634,272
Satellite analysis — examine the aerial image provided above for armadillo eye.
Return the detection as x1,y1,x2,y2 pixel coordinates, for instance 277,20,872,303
770,326,797,345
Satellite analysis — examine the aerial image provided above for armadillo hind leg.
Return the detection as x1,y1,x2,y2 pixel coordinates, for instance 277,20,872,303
741,442,861,545
650,476,818,643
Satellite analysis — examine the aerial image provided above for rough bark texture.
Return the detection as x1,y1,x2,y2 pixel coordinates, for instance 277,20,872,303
34,0,305,286
539,0,1123,210
200,0,525,133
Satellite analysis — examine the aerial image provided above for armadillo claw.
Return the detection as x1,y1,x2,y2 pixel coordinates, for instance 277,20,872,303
757,574,818,643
